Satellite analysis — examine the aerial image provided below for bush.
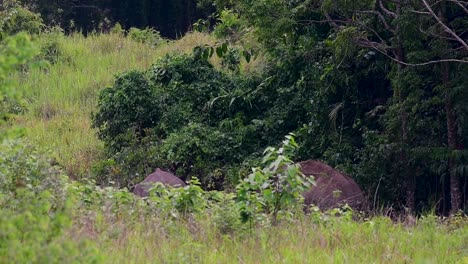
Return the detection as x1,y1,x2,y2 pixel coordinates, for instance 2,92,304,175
0,189,103,263
91,135,163,188
93,70,158,151
0,139,67,198
220,47,241,72
0,1,44,40
236,134,314,225
207,191,244,234
213,9,243,39
36,27,68,64
109,23,125,36
127,27,163,46
92,54,259,189
0,139,103,263
160,122,239,189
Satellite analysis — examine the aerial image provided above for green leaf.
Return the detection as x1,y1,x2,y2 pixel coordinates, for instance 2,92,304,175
243,50,251,63
216,46,224,58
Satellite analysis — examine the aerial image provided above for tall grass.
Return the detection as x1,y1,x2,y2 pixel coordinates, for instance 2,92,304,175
82,214,467,263
13,32,216,179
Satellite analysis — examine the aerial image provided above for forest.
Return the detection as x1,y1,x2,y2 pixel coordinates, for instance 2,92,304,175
1,0,467,262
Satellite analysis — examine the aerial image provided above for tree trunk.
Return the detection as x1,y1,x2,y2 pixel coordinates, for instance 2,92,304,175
442,62,463,215
438,0,463,215
394,0,415,212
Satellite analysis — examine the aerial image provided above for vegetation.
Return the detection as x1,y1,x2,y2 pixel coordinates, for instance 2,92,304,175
17,0,212,38
11,28,216,179
88,0,468,214
1,0,467,263
1,138,466,263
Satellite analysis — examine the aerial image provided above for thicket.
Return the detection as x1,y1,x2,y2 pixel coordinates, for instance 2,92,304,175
208,0,468,215
1,136,466,263
17,0,213,38
90,0,467,215
1,2,467,262
92,54,263,189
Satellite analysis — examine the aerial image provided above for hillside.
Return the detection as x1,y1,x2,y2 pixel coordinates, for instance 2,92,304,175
1,1,467,263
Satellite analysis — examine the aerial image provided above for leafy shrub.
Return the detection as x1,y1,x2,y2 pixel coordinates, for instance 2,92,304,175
0,33,38,130
0,33,38,95
213,9,243,39
36,27,68,64
160,122,238,189
0,1,44,40
93,54,260,189
0,139,102,263
110,23,125,36
93,70,158,151
207,191,244,234
127,27,163,46
220,47,241,72
0,139,67,198
0,189,103,263
236,134,315,225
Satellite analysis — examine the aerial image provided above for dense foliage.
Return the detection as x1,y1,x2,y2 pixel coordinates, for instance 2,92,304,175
90,0,468,215
224,0,468,214
17,0,212,38
92,54,263,189
0,1,467,262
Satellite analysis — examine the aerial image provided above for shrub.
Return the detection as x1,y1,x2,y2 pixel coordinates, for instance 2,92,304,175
213,9,243,39
0,139,67,198
220,47,241,72
160,122,238,189
236,134,315,225
0,1,44,39
0,139,102,263
93,70,158,151
0,32,38,129
109,23,125,36
127,27,163,46
207,191,244,234
0,189,103,263
92,54,258,189
36,27,68,64
0,33,38,96
91,135,163,188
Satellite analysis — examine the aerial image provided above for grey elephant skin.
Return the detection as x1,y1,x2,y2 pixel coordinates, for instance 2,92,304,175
300,160,367,210
133,168,186,197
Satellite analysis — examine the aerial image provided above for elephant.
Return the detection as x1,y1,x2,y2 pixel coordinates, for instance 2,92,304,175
299,160,367,211
133,168,186,197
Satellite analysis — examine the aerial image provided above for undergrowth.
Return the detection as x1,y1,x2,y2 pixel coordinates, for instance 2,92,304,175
12,31,217,179
1,139,466,264
2,29,466,264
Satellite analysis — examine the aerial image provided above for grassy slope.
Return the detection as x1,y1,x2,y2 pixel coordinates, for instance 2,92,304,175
7,32,467,264
14,32,216,179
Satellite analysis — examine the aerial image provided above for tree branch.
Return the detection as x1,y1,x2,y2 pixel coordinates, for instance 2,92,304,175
358,10,394,33
421,0,468,51
378,0,397,18
364,38,468,66
450,0,468,13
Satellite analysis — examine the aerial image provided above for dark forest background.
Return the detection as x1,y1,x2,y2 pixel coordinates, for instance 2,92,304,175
19,0,211,38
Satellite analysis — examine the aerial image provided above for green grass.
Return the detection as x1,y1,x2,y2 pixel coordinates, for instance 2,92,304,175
13,32,217,179
79,214,467,263
4,31,467,264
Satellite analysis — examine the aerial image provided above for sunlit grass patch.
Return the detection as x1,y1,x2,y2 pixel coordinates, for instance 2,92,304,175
13,31,216,179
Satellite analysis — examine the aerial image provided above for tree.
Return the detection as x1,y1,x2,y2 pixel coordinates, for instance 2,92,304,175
229,0,467,213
